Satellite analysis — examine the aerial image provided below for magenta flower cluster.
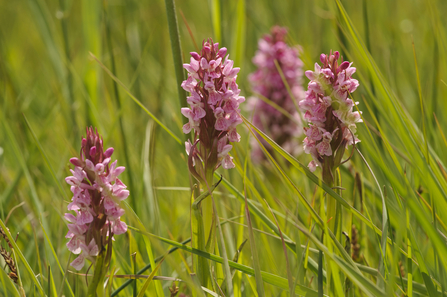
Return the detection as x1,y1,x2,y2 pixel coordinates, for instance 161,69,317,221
65,128,129,270
181,39,244,171
247,26,304,160
299,51,362,172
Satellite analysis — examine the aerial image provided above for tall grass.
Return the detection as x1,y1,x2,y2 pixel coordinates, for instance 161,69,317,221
0,0,446,295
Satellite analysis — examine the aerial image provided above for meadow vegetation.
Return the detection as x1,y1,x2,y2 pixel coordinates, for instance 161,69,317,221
0,0,447,296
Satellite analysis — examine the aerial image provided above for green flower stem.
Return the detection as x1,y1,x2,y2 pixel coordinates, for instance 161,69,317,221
192,198,210,288
87,251,106,297
202,170,215,252
191,178,220,288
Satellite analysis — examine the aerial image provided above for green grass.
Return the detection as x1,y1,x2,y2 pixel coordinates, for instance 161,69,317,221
1,0,447,295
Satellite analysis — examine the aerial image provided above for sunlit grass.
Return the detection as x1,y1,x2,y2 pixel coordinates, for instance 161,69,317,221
0,0,447,295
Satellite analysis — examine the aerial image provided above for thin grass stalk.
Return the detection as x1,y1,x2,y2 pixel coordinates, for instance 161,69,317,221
164,0,187,127
406,207,413,297
31,226,43,293
48,265,51,297
318,233,324,297
411,40,429,166
232,0,245,67
111,239,191,296
334,170,344,289
243,157,265,297
132,253,137,297
40,221,75,297
89,52,182,144
324,176,336,293
210,194,233,295
132,229,324,296
203,169,214,256
233,203,245,297
431,39,439,134
136,258,165,296
58,0,78,141
103,3,136,212
433,194,446,296
0,218,44,295
163,4,204,273
265,200,294,297
123,203,164,296
57,253,72,297
107,267,117,295
209,0,221,42
0,270,8,297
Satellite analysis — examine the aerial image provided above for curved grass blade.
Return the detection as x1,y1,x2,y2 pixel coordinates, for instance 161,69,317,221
1,115,50,233
408,223,437,296
211,197,233,295
265,200,294,297
334,0,447,207
0,218,45,296
11,249,25,297
0,269,20,297
411,39,429,165
48,265,57,297
243,156,265,297
0,169,23,216
111,238,191,296
23,114,69,201
355,148,388,288
240,114,399,247
273,59,300,113
89,52,182,144
40,222,75,297
107,266,117,296
164,0,188,128
136,257,165,297
103,4,137,212
129,228,324,296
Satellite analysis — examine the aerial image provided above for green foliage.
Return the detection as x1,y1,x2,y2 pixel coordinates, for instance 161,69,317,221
0,0,447,295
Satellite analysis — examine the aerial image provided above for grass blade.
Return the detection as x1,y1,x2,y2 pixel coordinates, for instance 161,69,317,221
90,52,182,144
209,0,222,42
136,258,165,297
243,156,265,297
23,114,69,201
0,218,45,296
164,0,188,127
40,222,75,297
110,238,191,296
129,227,323,296
232,0,246,67
265,200,294,297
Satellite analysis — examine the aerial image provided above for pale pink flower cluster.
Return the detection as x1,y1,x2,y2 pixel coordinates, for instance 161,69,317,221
65,128,129,270
247,26,304,161
181,39,244,170
299,51,362,172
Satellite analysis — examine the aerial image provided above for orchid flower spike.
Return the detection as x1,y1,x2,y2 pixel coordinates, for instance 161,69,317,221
65,127,129,270
181,39,244,182
247,26,305,162
299,51,362,184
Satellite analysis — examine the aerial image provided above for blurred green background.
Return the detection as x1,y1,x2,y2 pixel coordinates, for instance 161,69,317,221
1,0,447,295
